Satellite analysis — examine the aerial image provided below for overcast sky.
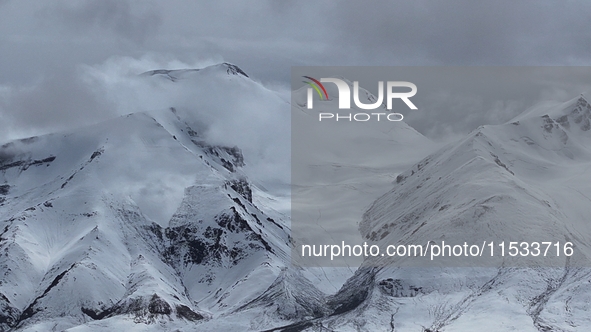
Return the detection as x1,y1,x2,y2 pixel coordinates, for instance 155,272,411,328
1,0,591,142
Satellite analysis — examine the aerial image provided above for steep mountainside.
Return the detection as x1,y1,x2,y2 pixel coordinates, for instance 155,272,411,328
0,64,322,332
298,96,591,331
5,62,591,331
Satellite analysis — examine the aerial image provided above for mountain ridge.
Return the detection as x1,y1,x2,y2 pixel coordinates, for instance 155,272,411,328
306,94,591,331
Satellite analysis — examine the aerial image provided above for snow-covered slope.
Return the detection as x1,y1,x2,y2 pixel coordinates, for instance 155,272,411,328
7,62,591,331
292,96,591,331
290,78,438,291
0,63,322,332
361,95,591,267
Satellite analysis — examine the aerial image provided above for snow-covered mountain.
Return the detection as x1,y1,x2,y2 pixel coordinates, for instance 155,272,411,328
290,79,438,291
0,63,327,332
4,61,591,332
289,96,591,331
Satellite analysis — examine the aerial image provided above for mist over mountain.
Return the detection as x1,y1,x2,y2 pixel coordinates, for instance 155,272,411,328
298,95,591,331
0,63,309,332
2,63,591,331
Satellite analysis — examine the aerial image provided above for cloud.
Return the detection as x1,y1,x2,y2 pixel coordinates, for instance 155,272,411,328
401,67,591,139
80,55,291,185
2,0,591,143
0,67,111,142
47,0,162,44
325,1,591,66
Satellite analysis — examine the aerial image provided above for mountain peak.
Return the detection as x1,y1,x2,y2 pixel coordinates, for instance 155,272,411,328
219,62,249,77
509,94,591,129
554,94,591,132
574,94,591,112
140,62,248,81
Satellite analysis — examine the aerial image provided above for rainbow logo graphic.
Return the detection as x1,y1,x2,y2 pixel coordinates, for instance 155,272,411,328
302,76,329,100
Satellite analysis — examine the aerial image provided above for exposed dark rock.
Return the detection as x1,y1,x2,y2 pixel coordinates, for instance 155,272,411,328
327,268,375,316
148,294,171,315
16,264,75,326
228,178,252,202
490,153,514,175
0,160,25,171
542,115,556,133
165,225,211,265
556,115,570,129
0,293,20,330
261,320,314,332
0,156,55,171
175,305,204,321
222,63,249,77
218,208,251,233
266,217,283,230
19,136,38,144
232,197,247,211
192,141,245,172
0,185,9,195
90,148,104,161
140,69,199,82
568,97,591,131
222,146,245,167
378,278,423,297
61,173,76,189
81,306,116,320
156,205,270,268
107,294,179,323
28,156,56,169
396,174,406,184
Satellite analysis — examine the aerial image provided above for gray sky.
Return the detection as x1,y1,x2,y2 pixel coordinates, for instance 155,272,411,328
1,0,591,142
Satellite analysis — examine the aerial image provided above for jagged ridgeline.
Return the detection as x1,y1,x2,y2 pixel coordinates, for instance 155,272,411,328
0,63,317,332
3,62,591,331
